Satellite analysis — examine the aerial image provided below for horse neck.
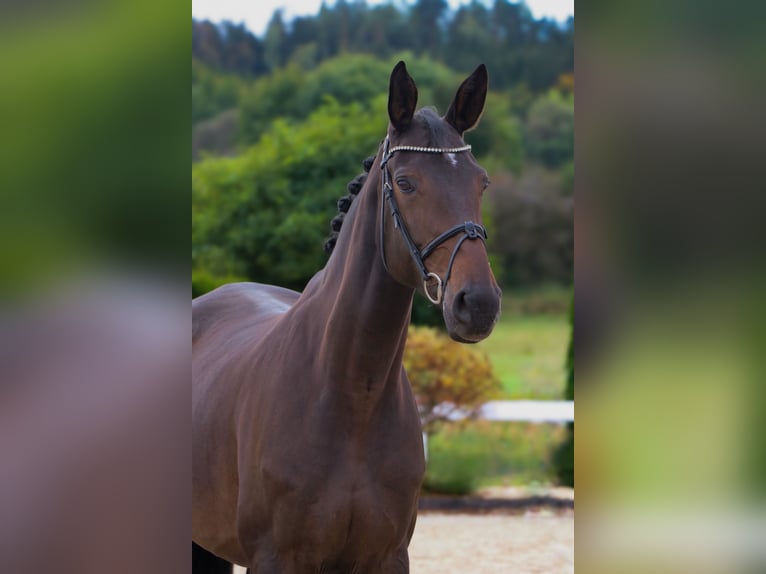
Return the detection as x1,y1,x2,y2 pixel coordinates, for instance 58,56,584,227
308,158,414,402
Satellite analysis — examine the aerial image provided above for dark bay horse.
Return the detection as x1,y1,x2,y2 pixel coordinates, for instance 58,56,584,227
192,61,501,573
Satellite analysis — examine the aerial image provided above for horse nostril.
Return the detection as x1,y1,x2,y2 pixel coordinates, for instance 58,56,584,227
451,285,501,331
453,289,472,324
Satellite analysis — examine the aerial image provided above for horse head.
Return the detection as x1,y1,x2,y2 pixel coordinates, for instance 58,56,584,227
380,61,501,343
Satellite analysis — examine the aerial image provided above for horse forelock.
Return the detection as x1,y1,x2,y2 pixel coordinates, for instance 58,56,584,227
414,107,458,148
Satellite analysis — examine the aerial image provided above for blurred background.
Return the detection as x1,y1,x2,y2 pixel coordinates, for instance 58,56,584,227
3,0,763,571
191,0,575,502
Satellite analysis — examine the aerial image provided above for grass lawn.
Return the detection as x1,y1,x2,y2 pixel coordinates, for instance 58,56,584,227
476,292,570,399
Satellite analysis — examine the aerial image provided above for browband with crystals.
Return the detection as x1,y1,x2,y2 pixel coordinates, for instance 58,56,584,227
387,144,472,155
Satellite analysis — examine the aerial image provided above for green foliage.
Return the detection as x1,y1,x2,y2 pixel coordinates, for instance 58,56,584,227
264,10,288,72
192,269,247,298
192,59,247,124
193,51,574,291
467,91,525,173
424,433,487,494
192,108,239,161
404,326,501,434
424,421,566,494
445,1,492,75
238,55,391,145
238,53,460,146
506,83,536,117
237,63,307,145
525,90,574,168
304,54,392,108
410,0,448,55
552,295,574,486
193,97,386,290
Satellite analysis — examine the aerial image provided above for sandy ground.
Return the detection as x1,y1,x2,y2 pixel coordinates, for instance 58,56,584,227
409,511,573,574
232,491,574,574
233,510,573,574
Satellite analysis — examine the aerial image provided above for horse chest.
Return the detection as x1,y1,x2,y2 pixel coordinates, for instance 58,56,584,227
297,463,418,561
249,440,422,566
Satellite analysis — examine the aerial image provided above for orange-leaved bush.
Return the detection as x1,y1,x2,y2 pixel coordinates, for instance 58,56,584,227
403,326,501,434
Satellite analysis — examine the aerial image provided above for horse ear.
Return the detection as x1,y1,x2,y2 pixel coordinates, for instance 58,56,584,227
445,64,488,135
388,61,418,132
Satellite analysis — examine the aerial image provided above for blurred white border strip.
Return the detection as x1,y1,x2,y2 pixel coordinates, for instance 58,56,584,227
582,507,766,567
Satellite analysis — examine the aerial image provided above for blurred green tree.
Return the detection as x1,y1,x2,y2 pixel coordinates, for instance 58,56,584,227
525,90,574,168
410,0,448,56
488,168,573,286
193,97,387,290
237,63,306,144
264,10,288,72
191,4,573,92
192,59,246,124
445,3,492,74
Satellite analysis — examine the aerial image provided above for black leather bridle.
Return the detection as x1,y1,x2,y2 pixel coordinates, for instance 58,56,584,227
379,136,488,305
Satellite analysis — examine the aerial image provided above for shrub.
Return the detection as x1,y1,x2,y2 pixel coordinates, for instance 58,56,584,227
424,421,566,494
404,326,501,434
423,434,487,494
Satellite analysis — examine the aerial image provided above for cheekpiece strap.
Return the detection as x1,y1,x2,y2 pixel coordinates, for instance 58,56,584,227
378,136,482,306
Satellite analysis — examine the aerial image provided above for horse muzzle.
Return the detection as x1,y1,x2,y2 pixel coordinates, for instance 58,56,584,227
443,282,502,343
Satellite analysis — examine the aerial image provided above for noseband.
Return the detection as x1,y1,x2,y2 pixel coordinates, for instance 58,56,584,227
379,136,488,305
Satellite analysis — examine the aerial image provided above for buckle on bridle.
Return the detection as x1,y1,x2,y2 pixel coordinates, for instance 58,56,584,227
464,221,478,239
424,272,444,305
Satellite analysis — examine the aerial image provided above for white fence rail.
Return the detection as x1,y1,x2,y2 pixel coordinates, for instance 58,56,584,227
433,400,574,424
479,400,573,423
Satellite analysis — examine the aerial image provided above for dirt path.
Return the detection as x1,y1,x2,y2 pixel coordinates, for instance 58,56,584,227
409,511,574,574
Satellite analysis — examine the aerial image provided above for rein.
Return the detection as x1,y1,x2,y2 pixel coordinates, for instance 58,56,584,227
379,136,488,305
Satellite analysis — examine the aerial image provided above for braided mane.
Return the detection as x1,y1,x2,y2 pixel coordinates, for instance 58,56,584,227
324,155,375,255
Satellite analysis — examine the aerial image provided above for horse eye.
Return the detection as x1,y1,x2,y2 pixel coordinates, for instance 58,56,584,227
396,178,415,194
482,178,491,191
